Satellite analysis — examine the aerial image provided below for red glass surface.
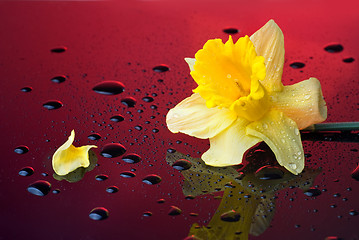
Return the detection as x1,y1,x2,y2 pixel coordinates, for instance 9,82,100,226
0,0,358,239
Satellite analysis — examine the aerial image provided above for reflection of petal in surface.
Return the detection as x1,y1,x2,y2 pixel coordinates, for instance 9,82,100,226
246,110,304,175
250,198,276,236
166,93,237,139
52,130,97,176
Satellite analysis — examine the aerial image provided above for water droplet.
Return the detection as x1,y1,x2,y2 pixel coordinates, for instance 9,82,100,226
142,174,162,185
95,174,108,181
21,86,32,92
153,64,170,72
43,100,63,110
51,75,67,83
89,207,109,220
93,81,125,95
27,180,51,196
110,114,124,122
350,164,359,181
227,74,231,78
14,145,29,154
120,171,136,178
220,210,241,222
143,211,152,217
172,159,192,171
303,94,311,100
324,43,343,53
52,189,60,194
142,96,154,102
101,143,126,158
168,206,182,216
122,153,141,163
349,209,358,216
288,162,297,170
88,133,101,140
167,148,176,153
51,46,67,53
121,97,136,107
19,167,34,176
304,188,322,197
134,125,142,131
106,186,119,193
289,62,305,69
262,123,268,129
255,166,284,180
157,199,165,203
184,236,202,240
223,27,239,34
325,237,340,240
343,57,355,63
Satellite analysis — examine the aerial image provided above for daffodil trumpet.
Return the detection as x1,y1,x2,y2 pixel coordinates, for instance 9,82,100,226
166,20,327,175
52,130,97,176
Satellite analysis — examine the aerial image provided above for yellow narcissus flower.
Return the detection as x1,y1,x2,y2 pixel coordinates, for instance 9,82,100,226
52,130,97,176
166,20,327,175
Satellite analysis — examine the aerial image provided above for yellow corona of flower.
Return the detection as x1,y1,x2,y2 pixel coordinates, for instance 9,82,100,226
166,20,327,175
52,130,97,176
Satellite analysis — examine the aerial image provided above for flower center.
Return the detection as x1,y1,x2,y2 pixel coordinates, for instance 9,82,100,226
191,35,269,121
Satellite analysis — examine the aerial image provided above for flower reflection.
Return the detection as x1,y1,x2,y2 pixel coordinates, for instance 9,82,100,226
166,20,327,175
166,143,321,240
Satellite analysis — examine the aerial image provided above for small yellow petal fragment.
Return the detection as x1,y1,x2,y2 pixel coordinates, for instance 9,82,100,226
271,77,327,129
52,130,97,176
202,117,261,166
246,110,304,175
250,19,285,93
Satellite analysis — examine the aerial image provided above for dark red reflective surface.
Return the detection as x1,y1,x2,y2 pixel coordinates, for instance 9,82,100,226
0,0,358,239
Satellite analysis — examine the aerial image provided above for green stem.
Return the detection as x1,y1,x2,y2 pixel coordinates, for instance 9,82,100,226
302,122,359,132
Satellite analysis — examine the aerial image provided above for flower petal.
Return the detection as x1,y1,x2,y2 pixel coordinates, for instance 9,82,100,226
202,117,261,166
184,58,196,71
166,93,237,139
246,110,304,175
271,77,327,129
250,19,285,92
52,130,97,176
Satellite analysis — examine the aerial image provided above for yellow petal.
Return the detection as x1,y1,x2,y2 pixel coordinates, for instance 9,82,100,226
246,110,304,175
271,77,327,129
52,130,97,176
202,117,261,166
166,93,237,139
250,19,285,93
184,58,196,71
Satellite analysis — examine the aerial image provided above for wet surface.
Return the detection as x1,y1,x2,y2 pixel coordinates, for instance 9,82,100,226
0,0,358,239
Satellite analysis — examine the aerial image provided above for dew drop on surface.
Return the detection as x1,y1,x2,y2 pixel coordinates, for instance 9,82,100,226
157,199,165,203
27,180,51,196
167,148,176,153
21,86,32,92
152,64,170,72
223,27,239,34
95,174,108,181
120,171,136,178
110,114,124,122
89,207,109,220
142,96,154,102
288,162,297,170
106,186,119,193
325,237,340,240
294,128,300,136
51,75,67,83
101,143,126,158
52,189,60,194
92,81,125,95
220,210,241,222
324,43,344,53
121,97,137,107
184,236,202,240
350,164,359,181
88,133,101,141
51,46,67,53
349,209,358,216
289,62,305,69
303,94,311,100
14,145,29,154
343,57,355,63
168,206,182,216
142,174,162,185
172,159,192,171
19,167,34,176
122,153,141,163
255,165,284,180
143,211,152,217
304,188,322,197
43,100,63,110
